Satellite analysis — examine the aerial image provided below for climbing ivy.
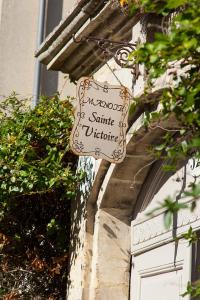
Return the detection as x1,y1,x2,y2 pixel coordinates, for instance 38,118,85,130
127,0,200,162
122,0,200,297
123,0,200,204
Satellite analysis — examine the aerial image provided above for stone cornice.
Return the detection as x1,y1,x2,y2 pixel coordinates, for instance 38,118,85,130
35,0,141,80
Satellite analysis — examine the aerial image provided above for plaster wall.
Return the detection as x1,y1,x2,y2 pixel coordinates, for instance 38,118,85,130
0,0,3,25
0,0,39,98
94,59,133,91
62,0,77,17
0,0,76,100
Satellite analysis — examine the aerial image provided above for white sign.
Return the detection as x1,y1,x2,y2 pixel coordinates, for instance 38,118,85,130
70,77,131,163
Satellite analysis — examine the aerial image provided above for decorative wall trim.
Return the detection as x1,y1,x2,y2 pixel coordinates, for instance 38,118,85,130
139,260,183,277
131,198,200,255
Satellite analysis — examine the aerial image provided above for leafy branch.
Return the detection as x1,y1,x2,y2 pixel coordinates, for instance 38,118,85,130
0,94,81,299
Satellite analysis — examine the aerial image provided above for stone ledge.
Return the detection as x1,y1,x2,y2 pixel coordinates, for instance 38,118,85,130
35,0,141,80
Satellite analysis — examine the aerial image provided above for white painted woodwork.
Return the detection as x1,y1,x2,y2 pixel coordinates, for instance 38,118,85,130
130,161,200,300
130,240,191,300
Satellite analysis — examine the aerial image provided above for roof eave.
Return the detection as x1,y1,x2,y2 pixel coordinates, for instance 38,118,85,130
36,0,141,80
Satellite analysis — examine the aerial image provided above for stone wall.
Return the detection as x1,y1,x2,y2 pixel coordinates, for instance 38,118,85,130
0,0,76,99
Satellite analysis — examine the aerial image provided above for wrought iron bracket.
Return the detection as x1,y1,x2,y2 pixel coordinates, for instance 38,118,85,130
72,35,140,83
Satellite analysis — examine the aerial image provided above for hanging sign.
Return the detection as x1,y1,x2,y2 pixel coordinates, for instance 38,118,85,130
70,77,131,163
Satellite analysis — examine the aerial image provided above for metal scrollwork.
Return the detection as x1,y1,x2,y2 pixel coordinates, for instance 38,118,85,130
114,45,135,68
72,35,140,82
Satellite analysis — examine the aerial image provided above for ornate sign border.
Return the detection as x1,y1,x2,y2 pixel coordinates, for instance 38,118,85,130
70,77,130,163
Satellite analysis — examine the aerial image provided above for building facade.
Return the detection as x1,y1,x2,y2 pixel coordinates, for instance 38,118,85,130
36,2,200,300
1,1,199,299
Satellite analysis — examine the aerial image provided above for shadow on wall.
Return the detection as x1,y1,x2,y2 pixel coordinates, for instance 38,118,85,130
67,157,94,289
41,0,64,96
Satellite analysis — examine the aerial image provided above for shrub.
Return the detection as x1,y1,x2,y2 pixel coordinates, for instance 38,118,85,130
0,94,80,299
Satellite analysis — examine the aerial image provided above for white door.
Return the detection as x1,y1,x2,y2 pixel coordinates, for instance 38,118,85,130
130,161,200,300
130,238,191,300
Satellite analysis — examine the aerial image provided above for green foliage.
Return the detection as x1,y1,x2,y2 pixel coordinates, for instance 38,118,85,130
182,281,200,298
129,0,194,15
182,226,198,245
0,94,80,299
184,183,200,200
127,0,200,297
147,196,188,228
128,0,200,185
0,94,77,198
129,0,200,164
